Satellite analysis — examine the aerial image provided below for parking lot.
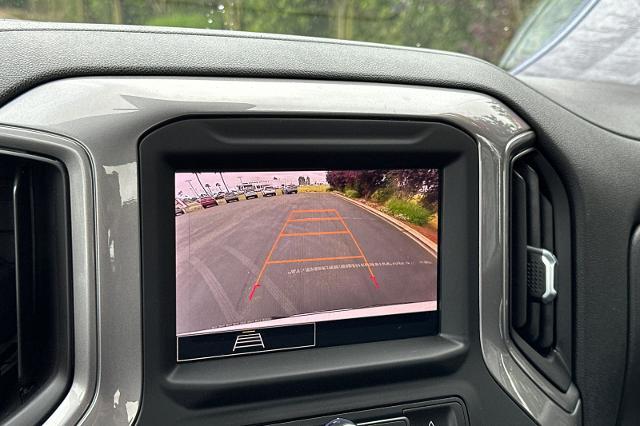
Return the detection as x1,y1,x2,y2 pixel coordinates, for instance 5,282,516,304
176,192,437,335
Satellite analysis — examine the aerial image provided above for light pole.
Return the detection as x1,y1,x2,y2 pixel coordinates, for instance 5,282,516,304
219,172,229,192
194,172,208,196
185,179,199,198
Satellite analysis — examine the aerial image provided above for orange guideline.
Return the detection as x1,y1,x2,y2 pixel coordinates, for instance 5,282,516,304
248,208,379,301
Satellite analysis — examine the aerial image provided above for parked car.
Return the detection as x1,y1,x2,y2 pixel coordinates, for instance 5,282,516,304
245,189,258,199
213,192,225,200
262,186,277,197
199,196,218,208
224,192,239,202
284,185,298,194
175,206,185,216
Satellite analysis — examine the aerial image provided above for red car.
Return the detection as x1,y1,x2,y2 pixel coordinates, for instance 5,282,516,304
198,196,218,208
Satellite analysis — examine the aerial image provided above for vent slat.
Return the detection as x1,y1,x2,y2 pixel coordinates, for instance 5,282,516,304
511,171,528,328
541,195,554,252
526,301,541,342
13,167,36,392
538,194,555,350
521,165,541,248
539,303,555,350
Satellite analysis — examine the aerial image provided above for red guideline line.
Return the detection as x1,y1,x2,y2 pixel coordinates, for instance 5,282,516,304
248,283,260,301
370,274,380,288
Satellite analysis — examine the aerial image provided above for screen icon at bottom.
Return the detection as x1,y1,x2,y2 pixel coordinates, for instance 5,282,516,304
177,323,316,361
232,332,265,352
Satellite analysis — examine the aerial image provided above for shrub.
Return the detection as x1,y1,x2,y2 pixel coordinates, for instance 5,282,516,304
384,197,433,225
345,189,360,198
410,193,425,205
326,170,384,195
371,187,394,203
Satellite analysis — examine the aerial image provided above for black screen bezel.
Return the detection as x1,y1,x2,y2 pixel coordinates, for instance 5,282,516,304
138,116,478,421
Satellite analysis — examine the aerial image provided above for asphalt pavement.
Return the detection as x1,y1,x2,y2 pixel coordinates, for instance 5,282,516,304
176,193,437,334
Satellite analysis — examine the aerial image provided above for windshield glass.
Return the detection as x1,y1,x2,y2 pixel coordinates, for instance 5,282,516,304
1,0,587,68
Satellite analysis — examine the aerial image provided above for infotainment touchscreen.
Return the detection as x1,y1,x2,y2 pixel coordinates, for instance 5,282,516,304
175,169,439,361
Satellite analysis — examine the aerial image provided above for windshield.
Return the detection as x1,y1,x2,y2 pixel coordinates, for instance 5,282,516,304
1,0,588,68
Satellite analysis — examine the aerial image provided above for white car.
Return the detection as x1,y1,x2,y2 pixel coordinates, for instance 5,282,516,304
262,186,277,197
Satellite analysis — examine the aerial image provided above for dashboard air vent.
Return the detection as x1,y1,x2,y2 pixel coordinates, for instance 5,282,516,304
0,152,72,424
510,150,572,392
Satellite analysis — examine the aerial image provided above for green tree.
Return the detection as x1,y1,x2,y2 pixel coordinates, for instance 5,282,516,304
0,0,542,65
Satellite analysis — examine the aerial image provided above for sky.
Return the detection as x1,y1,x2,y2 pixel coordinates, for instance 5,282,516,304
175,171,328,197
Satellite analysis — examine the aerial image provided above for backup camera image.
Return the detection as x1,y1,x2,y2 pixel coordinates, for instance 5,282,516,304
175,169,439,359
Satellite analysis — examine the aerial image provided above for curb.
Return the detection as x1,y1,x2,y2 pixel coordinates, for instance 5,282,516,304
332,192,438,255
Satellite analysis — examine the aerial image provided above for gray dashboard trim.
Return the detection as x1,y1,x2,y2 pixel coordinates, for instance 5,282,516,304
0,77,577,425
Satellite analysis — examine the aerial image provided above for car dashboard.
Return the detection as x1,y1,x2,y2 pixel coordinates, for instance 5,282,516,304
0,21,638,426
